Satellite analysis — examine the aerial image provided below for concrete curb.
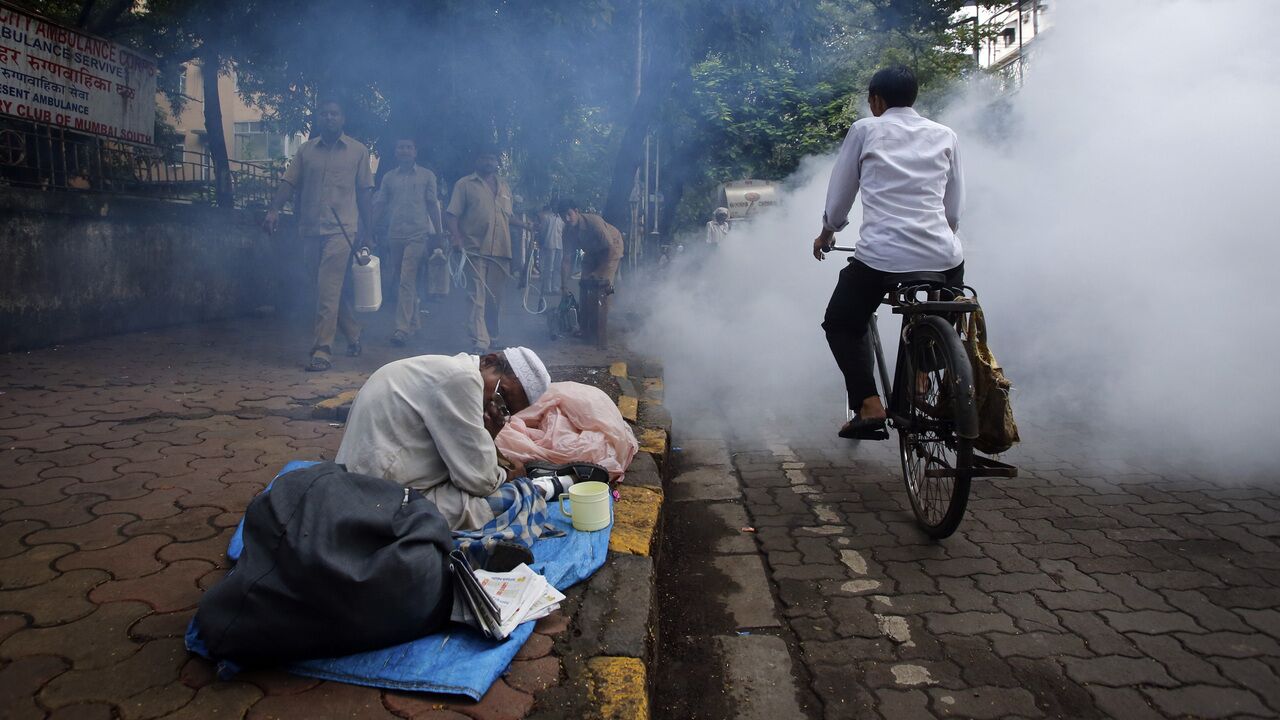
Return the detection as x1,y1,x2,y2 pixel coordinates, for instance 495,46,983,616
532,359,667,720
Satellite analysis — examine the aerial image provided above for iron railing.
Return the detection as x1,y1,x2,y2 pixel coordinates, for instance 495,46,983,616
0,120,283,209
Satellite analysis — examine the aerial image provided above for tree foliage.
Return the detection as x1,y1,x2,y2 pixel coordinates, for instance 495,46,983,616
14,0,988,228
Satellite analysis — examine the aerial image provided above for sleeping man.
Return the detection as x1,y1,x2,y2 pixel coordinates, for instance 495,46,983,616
336,347,567,530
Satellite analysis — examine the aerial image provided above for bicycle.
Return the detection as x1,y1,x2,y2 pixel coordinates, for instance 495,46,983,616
831,246,1016,538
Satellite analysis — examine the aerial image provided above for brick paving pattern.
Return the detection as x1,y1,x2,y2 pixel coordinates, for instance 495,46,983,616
723,425,1280,719
0,312,610,720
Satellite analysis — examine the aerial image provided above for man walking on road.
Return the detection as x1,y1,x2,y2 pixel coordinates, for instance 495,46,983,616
446,148,515,353
814,65,965,439
375,136,441,347
263,98,375,372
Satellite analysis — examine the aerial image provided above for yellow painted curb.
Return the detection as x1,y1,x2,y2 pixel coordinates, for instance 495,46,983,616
316,390,358,410
610,485,662,557
586,656,649,720
638,427,667,455
618,395,638,423
609,362,628,378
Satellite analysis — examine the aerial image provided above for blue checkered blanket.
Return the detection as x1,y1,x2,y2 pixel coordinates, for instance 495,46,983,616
452,476,565,567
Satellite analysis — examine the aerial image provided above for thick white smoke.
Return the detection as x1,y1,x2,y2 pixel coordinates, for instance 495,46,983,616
634,0,1280,471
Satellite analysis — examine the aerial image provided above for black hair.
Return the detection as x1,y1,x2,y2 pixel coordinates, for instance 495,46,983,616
868,65,918,108
480,351,514,375
555,198,579,215
475,145,500,159
395,136,417,146
317,97,345,112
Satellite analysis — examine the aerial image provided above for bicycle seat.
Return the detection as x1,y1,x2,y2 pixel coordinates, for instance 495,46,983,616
882,271,949,291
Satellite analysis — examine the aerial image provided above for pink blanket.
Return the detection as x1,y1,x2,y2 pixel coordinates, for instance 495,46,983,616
496,382,638,480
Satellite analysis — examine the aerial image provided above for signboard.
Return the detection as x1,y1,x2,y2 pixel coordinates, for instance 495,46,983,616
0,3,156,144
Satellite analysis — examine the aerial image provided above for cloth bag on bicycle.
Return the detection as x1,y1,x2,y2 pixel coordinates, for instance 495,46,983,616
963,306,1020,454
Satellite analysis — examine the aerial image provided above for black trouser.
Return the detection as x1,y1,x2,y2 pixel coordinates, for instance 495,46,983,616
823,259,965,409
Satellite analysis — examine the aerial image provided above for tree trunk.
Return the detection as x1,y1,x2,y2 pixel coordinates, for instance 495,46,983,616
656,129,694,239
600,8,683,231
200,47,234,208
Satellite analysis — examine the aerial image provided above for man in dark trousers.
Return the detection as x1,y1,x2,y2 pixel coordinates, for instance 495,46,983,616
557,199,624,346
264,98,375,372
813,65,966,439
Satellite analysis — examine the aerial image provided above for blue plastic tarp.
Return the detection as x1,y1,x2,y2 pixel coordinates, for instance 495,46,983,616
187,461,612,700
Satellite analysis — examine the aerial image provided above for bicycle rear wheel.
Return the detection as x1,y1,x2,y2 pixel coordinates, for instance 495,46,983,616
897,315,976,539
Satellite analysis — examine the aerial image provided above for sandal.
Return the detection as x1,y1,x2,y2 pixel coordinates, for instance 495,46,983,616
390,331,408,347
838,416,888,441
306,356,331,372
346,341,362,357
483,541,534,573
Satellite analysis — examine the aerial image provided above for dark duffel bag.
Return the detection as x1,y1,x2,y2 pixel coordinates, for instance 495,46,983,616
195,462,454,665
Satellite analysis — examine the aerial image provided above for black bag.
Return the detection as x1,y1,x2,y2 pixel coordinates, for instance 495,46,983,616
195,462,454,665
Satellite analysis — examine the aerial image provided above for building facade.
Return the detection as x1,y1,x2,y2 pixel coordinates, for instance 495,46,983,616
957,1,1053,86
157,61,303,167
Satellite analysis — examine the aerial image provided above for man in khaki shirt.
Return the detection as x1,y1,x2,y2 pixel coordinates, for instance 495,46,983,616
374,136,441,346
445,148,514,353
264,98,375,372
557,199,624,346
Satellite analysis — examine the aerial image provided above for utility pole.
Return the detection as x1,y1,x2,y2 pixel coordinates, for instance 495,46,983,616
634,0,643,102
1017,0,1025,86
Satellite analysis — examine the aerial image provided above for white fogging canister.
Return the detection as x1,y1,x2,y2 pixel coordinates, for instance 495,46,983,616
351,251,382,313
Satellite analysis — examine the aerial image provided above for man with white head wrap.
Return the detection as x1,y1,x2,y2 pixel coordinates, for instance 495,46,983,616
336,347,555,530
705,207,731,246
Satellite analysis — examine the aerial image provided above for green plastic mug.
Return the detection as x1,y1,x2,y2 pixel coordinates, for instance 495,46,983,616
559,481,611,532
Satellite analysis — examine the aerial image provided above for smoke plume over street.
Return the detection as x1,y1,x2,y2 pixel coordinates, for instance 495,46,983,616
639,0,1280,473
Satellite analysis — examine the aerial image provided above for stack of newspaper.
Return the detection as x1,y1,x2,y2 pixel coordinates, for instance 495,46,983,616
449,551,565,641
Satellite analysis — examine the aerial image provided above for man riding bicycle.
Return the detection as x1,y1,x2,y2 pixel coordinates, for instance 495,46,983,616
813,65,966,441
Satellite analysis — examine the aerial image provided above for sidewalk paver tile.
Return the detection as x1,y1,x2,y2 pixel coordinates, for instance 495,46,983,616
0,568,108,625
56,534,171,580
0,600,150,669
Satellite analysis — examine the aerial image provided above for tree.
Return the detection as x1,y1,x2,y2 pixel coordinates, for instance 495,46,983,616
12,0,985,227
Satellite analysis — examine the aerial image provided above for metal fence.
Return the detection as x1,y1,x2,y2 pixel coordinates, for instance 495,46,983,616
0,120,283,209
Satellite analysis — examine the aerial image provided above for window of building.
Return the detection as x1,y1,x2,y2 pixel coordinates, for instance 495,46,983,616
233,121,288,161
1000,27,1017,46
162,66,187,96
165,140,186,166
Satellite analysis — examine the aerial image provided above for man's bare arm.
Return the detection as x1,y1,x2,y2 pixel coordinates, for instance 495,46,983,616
262,181,294,233
425,178,442,236
445,212,462,249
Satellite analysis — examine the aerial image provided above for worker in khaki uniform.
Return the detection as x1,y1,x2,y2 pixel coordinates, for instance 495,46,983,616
374,137,441,347
557,199,624,346
264,98,374,372
445,148,514,353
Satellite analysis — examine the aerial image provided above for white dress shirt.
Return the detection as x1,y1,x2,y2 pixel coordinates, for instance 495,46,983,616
823,106,965,273
335,353,506,530
705,219,731,245
539,212,564,252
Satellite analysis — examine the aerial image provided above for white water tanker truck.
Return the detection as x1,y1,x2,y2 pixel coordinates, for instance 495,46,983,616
715,179,778,219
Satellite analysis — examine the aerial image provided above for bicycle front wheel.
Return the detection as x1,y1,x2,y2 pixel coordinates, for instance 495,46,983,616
897,315,976,539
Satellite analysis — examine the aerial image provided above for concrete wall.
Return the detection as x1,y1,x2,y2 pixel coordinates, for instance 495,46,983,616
0,187,307,353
